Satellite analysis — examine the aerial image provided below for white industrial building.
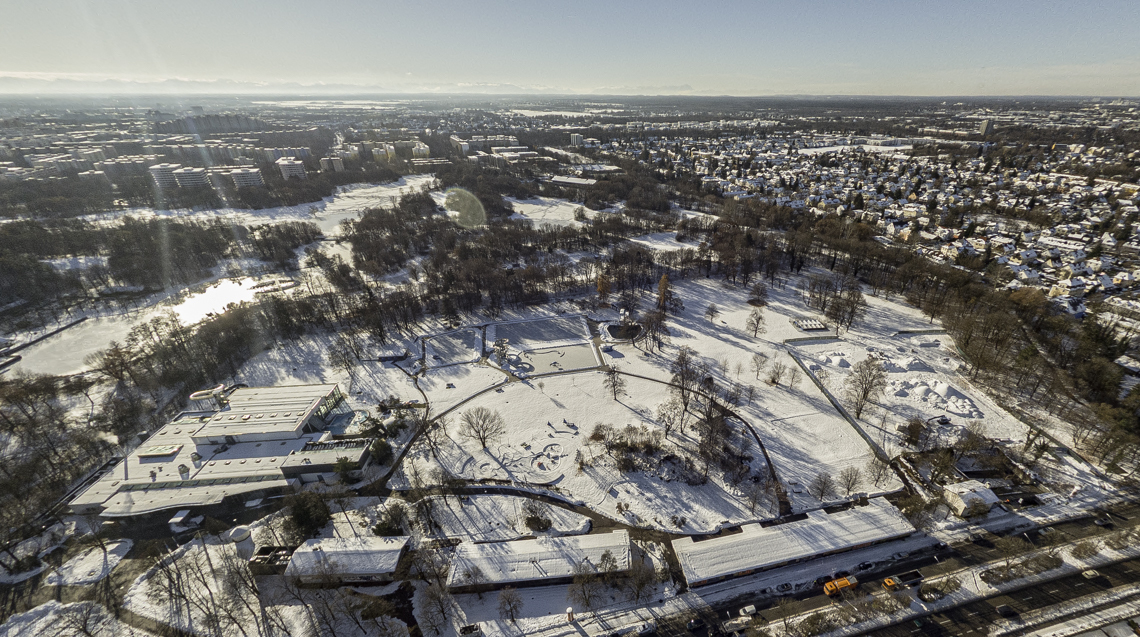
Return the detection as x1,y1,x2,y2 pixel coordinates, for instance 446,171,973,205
447,530,630,592
276,157,307,180
671,498,915,587
69,384,368,518
285,536,410,585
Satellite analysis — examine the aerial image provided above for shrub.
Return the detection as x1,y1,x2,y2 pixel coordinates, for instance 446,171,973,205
1070,541,1101,560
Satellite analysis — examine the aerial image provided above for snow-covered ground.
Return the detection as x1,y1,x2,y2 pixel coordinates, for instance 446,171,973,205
425,328,484,368
0,521,75,585
395,371,777,533
422,494,591,542
506,197,587,228
0,601,157,637
44,540,132,587
597,276,906,510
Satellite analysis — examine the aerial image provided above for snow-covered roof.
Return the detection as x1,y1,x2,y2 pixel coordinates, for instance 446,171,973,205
944,480,1001,509
285,536,410,579
446,530,630,588
671,498,914,586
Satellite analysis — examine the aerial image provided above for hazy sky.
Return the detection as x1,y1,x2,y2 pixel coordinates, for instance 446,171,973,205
2,0,1139,95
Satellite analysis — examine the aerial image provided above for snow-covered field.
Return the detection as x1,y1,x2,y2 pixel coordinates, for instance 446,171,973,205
506,197,587,228
44,540,132,587
423,494,591,542
396,372,777,533
425,328,484,368
0,601,157,637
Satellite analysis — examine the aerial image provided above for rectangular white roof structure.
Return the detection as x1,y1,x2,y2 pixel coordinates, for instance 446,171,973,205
672,498,914,587
70,384,346,517
285,536,410,581
447,530,630,589
192,384,341,443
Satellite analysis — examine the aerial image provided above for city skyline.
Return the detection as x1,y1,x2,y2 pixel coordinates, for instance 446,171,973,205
1,0,1139,96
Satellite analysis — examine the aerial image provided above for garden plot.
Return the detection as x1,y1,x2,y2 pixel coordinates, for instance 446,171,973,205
424,328,483,368
44,540,132,587
396,372,777,533
421,494,591,542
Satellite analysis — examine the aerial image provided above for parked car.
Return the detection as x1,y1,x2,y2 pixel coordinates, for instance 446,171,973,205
686,617,706,632
996,605,1017,618
1094,517,1113,527
739,605,757,617
1082,570,1101,579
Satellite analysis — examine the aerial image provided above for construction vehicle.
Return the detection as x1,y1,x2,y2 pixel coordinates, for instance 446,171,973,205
882,570,924,591
823,576,858,596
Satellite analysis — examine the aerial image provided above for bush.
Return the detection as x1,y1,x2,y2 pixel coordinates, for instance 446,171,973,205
918,575,961,602
1070,541,1101,560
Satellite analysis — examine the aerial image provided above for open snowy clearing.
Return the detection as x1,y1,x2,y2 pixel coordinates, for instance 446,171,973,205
490,315,592,352
425,328,483,368
595,276,906,509
506,197,587,228
44,540,132,587
396,372,777,533
422,494,592,542
0,601,157,637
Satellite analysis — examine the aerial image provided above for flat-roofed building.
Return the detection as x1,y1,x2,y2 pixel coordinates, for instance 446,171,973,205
276,157,306,180
149,163,182,189
172,166,208,188
671,498,914,587
447,530,630,592
285,536,410,585
69,384,361,518
229,167,264,188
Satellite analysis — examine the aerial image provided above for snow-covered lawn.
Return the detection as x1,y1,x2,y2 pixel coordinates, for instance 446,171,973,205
395,372,777,533
0,521,74,585
597,276,905,510
44,540,132,587
425,328,484,367
0,601,157,637
422,494,591,542
506,197,587,228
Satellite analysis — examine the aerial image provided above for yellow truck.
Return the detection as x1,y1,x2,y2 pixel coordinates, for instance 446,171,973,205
823,576,858,597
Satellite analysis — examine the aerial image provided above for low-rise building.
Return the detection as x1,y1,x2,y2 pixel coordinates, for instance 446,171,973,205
285,536,410,585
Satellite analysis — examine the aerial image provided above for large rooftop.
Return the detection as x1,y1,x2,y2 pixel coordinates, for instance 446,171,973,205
672,498,915,586
447,530,630,588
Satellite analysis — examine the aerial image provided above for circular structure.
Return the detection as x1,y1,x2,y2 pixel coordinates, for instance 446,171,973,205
189,384,225,401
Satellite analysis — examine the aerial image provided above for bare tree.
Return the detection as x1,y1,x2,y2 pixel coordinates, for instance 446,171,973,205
744,480,768,514
838,466,863,495
766,361,788,385
459,407,505,448
704,303,720,321
623,555,658,603
498,586,524,623
566,562,604,610
808,472,837,501
786,365,802,388
749,282,769,307
844,358,888,419
655,397,683,440
603,365,627,400
866,455,892,487
745,308,767,337
750,352,768,380
995,536,1032,575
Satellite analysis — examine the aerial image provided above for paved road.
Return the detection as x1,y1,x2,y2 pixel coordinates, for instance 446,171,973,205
855,558,1140,637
